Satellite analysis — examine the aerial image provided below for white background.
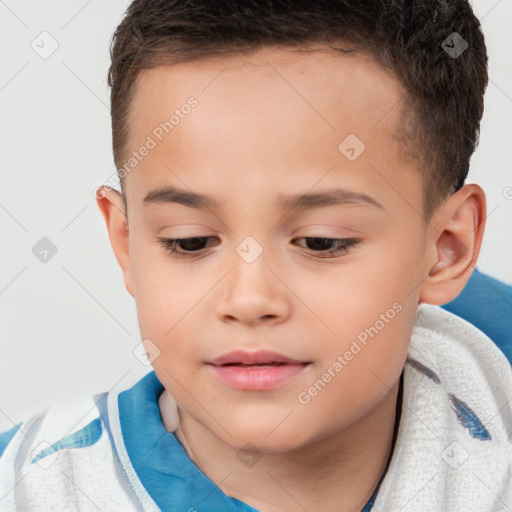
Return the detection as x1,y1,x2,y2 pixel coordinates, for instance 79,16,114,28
0,0,511,431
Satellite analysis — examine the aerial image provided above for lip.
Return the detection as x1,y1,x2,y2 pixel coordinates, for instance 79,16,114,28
207,350,310,391
210,350,307,366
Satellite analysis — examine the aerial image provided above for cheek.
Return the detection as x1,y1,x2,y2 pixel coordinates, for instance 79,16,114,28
333,298,415,382
131,253,214,380
287,239,421,345
297,300,416,437
293,246,419,411
131,240,197,331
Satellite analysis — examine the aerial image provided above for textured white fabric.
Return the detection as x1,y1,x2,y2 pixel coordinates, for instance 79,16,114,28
0,392,151,511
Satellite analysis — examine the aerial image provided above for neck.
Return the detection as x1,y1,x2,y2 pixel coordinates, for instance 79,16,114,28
171,374,402,512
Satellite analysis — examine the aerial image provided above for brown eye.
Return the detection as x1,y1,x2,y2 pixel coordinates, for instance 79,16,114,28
292,237,360,258
158,236,217,258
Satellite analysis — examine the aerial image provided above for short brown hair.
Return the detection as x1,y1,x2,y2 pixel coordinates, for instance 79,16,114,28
107,0,488,222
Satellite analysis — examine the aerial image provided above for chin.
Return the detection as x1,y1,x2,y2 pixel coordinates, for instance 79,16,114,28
210,417,312,454
230,433,305,454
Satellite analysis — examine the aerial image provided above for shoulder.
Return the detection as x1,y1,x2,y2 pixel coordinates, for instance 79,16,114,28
0,389,142,511
413,302,512,376
410,303,512,439
441,267,512,364
0,392,104,465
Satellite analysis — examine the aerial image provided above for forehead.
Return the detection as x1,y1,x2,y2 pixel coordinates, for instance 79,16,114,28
124,45,417,214
129,45,404,132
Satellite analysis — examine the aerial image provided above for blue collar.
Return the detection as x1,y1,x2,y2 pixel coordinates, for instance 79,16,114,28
118,370,381,511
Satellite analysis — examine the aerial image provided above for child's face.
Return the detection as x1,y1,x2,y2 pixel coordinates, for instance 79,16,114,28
120,46,435,451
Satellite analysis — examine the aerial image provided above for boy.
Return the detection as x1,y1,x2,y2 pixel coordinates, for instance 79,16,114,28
1,0,512,510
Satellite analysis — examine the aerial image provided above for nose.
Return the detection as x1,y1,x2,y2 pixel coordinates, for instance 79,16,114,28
215,250,291,327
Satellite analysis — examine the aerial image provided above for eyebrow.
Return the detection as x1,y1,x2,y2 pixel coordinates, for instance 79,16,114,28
142,186,384,212
143,186,224,210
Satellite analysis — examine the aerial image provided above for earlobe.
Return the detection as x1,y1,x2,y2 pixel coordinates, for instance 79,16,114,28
419,184,486,305
95,186,135,298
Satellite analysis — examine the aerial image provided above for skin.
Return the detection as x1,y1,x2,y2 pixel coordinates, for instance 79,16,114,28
96,46,486,512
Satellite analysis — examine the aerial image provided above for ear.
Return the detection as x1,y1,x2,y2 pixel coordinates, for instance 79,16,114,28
419,184,486,305
95,186,134,298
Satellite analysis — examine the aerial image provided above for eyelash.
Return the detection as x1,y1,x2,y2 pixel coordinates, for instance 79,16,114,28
157,236,361,259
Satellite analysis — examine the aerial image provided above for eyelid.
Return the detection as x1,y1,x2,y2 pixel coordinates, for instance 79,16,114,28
290,223,363,236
